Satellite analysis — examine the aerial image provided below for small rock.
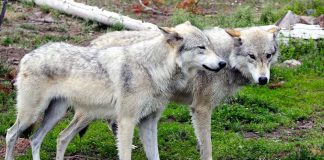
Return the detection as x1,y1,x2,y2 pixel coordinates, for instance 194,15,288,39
306,9,315,16
314,15,324,28
284,130,292,135
132,145,137,150
7,58,20,65
275,10,300,29
44,14,55,23
283,59,301,68
300,16,316,25
33,11,43,18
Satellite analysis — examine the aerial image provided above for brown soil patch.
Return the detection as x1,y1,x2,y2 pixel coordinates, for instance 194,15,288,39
243,132,259,138
243,119,314,139
0,47,29,67
0,138,30,158
64,154,103,160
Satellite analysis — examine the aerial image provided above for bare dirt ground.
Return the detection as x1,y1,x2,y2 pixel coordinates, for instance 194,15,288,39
0,138,30,157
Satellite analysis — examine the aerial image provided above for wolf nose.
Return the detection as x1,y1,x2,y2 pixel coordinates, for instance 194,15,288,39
218,61,227,69
258,77,268,85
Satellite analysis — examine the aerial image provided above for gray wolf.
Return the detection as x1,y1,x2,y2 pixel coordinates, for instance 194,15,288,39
5,22,225,160
89,26,280,160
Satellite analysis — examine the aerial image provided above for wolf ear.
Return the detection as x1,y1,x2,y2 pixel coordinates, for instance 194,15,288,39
267,27,281,38
158,26,183,45
225,29,241,37
225,29,242,47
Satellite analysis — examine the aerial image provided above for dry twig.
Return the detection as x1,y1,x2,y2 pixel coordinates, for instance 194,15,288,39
0,0,8,29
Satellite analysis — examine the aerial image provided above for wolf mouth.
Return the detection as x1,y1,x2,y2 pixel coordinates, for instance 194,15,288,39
203,64,222,72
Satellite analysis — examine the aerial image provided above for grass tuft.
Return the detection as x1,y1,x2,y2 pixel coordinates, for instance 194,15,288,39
1,37,13,46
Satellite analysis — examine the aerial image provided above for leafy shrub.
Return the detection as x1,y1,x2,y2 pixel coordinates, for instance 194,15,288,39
259,6,280,25
286,0,324,16
232,6,255,27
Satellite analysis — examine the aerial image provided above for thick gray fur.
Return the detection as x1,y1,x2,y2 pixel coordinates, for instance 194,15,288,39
5,22,224,160
90,26,280,160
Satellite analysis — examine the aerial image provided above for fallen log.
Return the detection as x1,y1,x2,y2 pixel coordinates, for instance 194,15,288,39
30,1,324,41
33,0,158,31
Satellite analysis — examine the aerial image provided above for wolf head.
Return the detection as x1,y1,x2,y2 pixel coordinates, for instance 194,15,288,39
226,27,280,85
158,21,226,74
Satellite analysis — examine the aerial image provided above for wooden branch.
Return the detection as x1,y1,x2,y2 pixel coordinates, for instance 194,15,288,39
33,0,158,31
0,0,8,30
30,18,59,23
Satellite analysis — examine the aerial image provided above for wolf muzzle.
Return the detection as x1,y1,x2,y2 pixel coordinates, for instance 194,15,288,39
258,77,268,85
203,61,226,72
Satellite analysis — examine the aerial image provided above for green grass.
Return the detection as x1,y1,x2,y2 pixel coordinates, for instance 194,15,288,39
0,0,324,159
39,5,51,14
284,0,324,17
20,24,37,31
1,39,323,159
170,6,261,29
170,0,324,29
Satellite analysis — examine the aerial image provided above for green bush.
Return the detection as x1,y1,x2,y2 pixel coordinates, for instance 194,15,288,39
232,6,255,27
259,6,280,25
286,0,324,16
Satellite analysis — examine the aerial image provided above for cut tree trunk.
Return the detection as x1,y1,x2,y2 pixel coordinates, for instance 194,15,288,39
33,0,158,31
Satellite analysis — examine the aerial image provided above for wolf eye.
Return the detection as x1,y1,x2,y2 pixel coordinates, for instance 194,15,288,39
266,53,272,59
249,54,256,60
198,46,206,49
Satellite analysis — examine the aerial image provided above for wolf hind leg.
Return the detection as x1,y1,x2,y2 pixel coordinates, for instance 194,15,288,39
5,92,50,160
30,98,69,160
5,121,22,160
56,113,91,160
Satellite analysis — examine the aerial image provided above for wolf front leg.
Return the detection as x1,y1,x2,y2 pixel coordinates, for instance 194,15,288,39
117,115,136,160
138,108,164,160
190,104,213,160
